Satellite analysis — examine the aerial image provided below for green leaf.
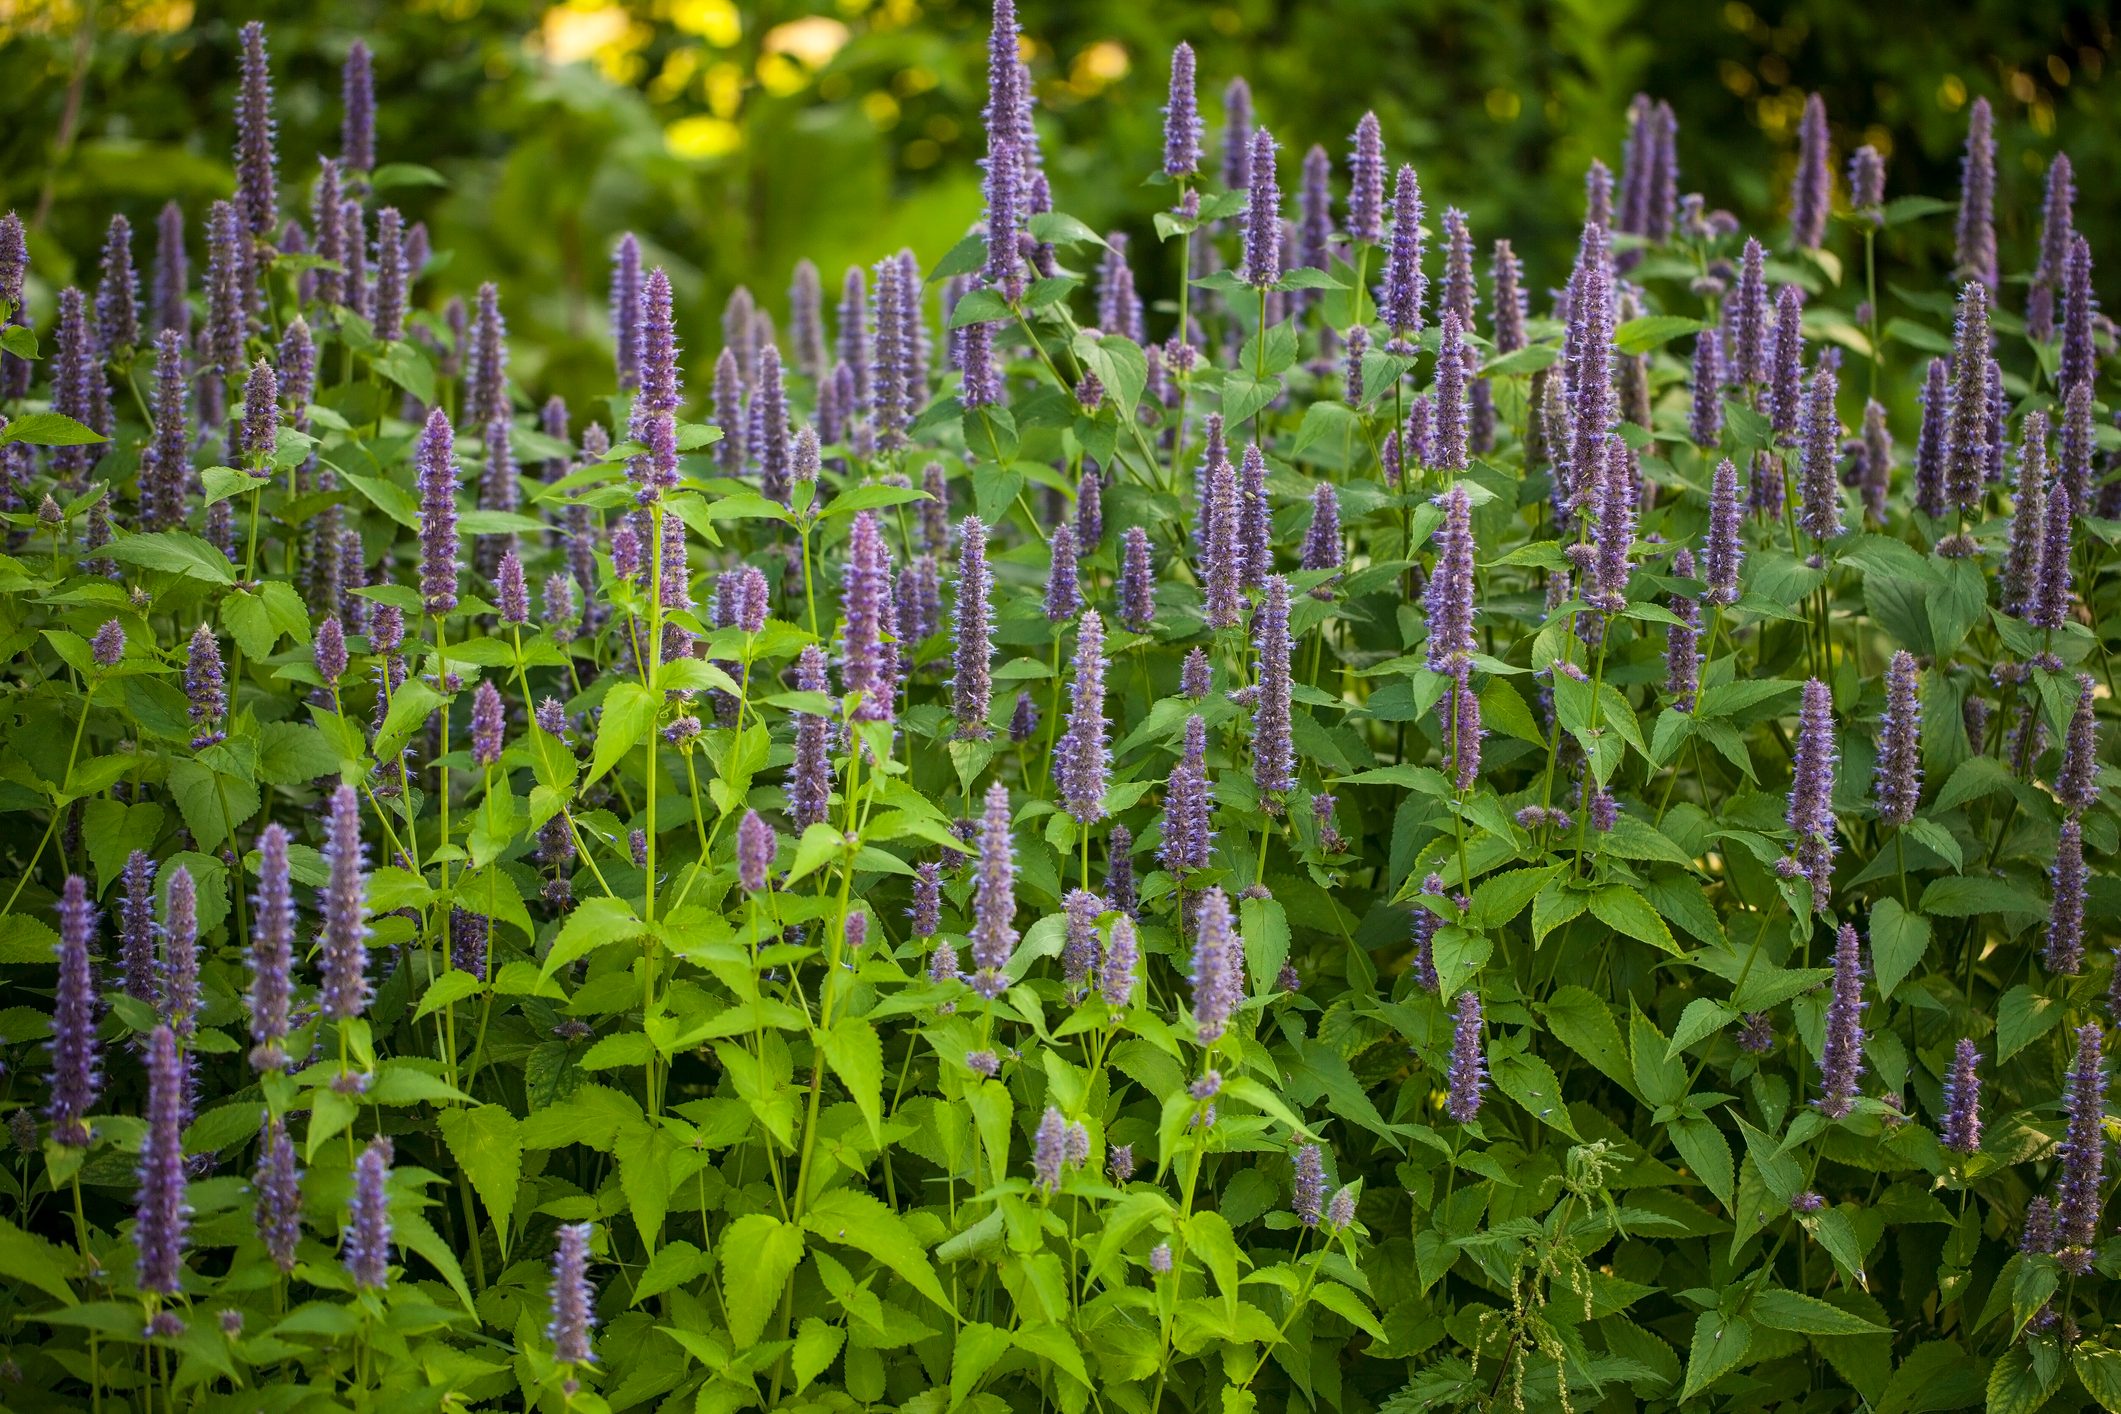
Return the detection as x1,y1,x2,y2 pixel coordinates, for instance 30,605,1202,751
632,1239,709,1306
1591,884,1681,955
823,1016,884,1146
1986,1343,2063,1414
1631,1003,1686,1108
2074,1343,2121,1412
792,1316,845,1391
1996,984,2064,1065
589,682,657,784
370,161,448,191
1680,1311,1753,1401
1240,894,1290,996
199,465,273,507
1666,998,1739,1058
1669,1116,1734,1211
542,896,645,977
1491,1047,1578,1138
951,1322,1014,1408
437,1105,522,1253
1467,866,1556,930
413,969,482,1021
0,1215,77,1305
1544,986,1633,1094
0,411,106,446
803,1187,954,1317
105,532,235,585
1869,898,1931,1001
718,1214,805,1347
1751,1287,1891,1336
1922,875,2044,920
1614,315,1709,353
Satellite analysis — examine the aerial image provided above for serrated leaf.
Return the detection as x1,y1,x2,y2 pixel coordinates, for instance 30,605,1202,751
1591,883,1682,955
1751,1287,1891,1336
823,1016,883,1145
718,1214,805,1348
1680,1311,1752,1401
803,1187,954,1317
437,1105,522,1256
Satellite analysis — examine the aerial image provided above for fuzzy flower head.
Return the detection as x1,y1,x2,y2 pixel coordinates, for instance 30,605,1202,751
969,782,1017,997
47,876,101,1145
342,1136,394,1290
1816,923,1866,1118
1190,887,1241,1045
1447,991,1485,1122
548,1223,598,1366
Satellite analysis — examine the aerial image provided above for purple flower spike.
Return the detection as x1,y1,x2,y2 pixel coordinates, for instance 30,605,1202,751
1301,483,1342,575
1253,577,1295,795
786,645,833,830
249,825,295,1068
1955,97,1998,290
1941,1039,1981,1154
1689,335,1722,448
737,809,775,894
1163,43,1200,178
1181,648,1212,700
1703,458,1743,605
1240,127,1282,289
341,38,374,171
2030,154,2076,340
951,516,995,738
1446,670,1483,793
1729,238,1768,386
1849,143,1885,219
1191,887,1239,1044
1797,362,1843,543
151,202,188,339
1816,923,1865,1118
1101,913,1139,1009
240,358,279,467
790,259,825,380
91,618,125,668
1045,520,1082,622
1347,112,1385,245
1055,610,1111,823
48,875,101,1146
1293,1144,1326,1227
1410,874,1446,992
1379,165,1426,349
159,862,197,1041
1665,552,1701,711
470,680,506,768
372,208,407,343
96,214,138,355
548,1223,598,1366
2048,817,2086,976
468,282,509,429
2031,443,2076,633
342,1136,394,1290
235,23,279,237
1789,93,1830,250
1943,282,1991,513
2057,675,2099,816
186,623,227,750
1785,679,1838,905
1447,991,1485,1122
1161,714,1214,879
135,1024,190,1297
415,409,459,617
1913,358,1949,519
203,199,247,373
1874,650,1922,829
319,784,370,1021
841,511,896,723
610,234,642,391
254,1113,301,1272
1564,224,1616,495
2057,1022,2106,1263
142,329,193,531
2060,235,2097,398
970,781,1018,999
1117,526,1156,631
120,851,158,1004
1237,443,1270,587
493,549,530,629
1768,284,1807,440
1060,888,1105,996
1425,485,1475,673
1220,77,1253,189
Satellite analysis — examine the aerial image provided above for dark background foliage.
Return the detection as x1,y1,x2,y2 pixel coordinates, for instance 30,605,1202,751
1,0,2114,410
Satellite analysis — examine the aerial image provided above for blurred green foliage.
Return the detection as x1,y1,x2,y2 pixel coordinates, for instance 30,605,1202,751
1,0,2114,410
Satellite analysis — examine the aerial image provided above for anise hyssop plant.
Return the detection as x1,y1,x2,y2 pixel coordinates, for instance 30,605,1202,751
0,6,2115,1412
